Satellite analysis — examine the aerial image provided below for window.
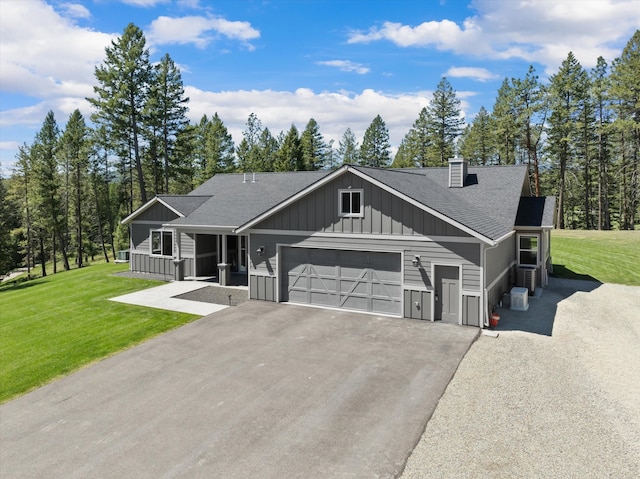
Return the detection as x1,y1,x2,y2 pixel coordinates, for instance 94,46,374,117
339,189,363,217
518,235,538,266
151,230,173,256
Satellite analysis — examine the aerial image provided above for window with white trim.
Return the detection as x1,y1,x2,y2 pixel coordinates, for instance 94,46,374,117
339,189,364,217
518,234,538,266
151,230,173,256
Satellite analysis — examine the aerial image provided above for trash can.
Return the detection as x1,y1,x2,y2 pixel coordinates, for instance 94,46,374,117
218,263,230,286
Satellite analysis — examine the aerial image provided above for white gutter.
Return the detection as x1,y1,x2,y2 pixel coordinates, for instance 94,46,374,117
481,241,501,328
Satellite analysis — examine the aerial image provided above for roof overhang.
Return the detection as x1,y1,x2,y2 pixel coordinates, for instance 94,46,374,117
236,165,498,245
121,197,185,225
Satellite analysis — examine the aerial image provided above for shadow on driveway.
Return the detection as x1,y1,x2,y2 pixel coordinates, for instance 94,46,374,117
493,277,601,336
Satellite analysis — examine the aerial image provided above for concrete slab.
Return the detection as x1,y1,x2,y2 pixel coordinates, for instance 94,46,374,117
0,301,479,479
109,281,229,316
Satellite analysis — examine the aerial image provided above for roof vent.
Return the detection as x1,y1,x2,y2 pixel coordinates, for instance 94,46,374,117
448,158,468,188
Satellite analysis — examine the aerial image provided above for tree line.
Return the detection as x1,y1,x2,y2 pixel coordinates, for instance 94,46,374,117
1,24,638,277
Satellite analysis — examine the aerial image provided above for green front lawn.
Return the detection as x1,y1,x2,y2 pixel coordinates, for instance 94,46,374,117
551,230,640,286
0,263,198,403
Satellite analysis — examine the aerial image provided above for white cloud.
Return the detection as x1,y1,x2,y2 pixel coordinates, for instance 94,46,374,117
446,67,499,82
347,0,640,71
59,3,91,19
147,15,260,49
120,0,170,7
317,60,370,74
184,87,434,153
0,0,114,99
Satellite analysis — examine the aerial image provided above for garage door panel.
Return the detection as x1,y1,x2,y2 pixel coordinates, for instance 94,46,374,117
282,247,401,316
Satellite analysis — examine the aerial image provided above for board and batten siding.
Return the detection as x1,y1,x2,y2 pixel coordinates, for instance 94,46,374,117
403,241,481,291
249,233,481,304
253,172,471,238
135,202,180,222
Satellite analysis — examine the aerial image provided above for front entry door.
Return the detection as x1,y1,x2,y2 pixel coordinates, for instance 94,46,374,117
226,235,247,273
435,266,460,324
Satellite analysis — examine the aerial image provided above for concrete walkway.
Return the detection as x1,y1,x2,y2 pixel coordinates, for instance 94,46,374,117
109,281,229,316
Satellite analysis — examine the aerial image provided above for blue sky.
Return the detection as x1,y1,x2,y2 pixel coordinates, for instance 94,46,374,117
1,0,639,174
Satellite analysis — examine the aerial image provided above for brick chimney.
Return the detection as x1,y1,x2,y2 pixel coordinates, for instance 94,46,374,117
448,158,468,188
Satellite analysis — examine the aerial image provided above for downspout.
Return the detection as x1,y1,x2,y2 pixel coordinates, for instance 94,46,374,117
482,241,500,328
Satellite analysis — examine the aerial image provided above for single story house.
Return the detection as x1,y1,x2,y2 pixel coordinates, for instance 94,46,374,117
122,159,555,327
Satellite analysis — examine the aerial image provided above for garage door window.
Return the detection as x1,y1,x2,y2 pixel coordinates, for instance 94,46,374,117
339,189,364,217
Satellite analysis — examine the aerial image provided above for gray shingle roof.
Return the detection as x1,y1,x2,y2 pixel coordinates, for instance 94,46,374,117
147,164,533,243
170,171,330,228
515,196,556,228
157,195,211,217
354,165,528,241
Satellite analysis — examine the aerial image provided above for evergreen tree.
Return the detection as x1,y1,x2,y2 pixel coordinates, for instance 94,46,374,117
547,54,588,228
610,30,640,230
402,107,431,167
148,53,189,193
0,171,21,275
512,65,548,197
459,106,495,165
31,111,70,272
236,113,263,172
59,110,90,267
300,118,327,170
337,128,360,165
360,115,391,167
88,23,152,206
391,137,415,168
198,113,236,180
591,56,613,230
257,127,278,171
491,78,518,165
274,125,302,171
427,77,464,165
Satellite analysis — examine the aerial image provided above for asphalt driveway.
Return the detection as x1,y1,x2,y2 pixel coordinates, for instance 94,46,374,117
1,301,478,478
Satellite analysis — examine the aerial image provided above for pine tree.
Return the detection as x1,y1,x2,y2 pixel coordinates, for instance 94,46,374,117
512,65,548,197
459,106,495,165
88,23,152,206
491,79,518,165
148,53,189,193
59,110,90,267
360,115,391,167
547,55,588,228
427,77,464,165
274,125,301,171
337,128,360,165
236,113,263,172
198,113,236,180
391,137,415,168
610,30,640,230
300,118,327,170
591,56,613,230
31,111,70,272
402,107,431,167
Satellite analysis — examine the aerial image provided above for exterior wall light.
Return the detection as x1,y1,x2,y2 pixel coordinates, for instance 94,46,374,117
412,255,420,267
256,246,265,256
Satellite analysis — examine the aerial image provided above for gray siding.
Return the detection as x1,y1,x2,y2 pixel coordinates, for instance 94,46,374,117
403,242,481,291
250,275,276,302
180,232,195,257
130,222,161,252
486,236,515,287
254,172,470,238
462,295,480,327
404,290,432,320
130,252,175,279
136,202,180,222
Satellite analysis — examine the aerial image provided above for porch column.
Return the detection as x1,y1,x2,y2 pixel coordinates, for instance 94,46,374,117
218,233,230,286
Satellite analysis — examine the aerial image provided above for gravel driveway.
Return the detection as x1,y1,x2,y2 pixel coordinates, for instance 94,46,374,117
401,278,640,478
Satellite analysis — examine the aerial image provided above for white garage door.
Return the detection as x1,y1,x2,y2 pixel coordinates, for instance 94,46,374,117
281,248,402,316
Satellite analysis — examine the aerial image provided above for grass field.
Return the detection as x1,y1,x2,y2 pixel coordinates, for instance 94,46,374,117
551,230,640,286
0,262,197,403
